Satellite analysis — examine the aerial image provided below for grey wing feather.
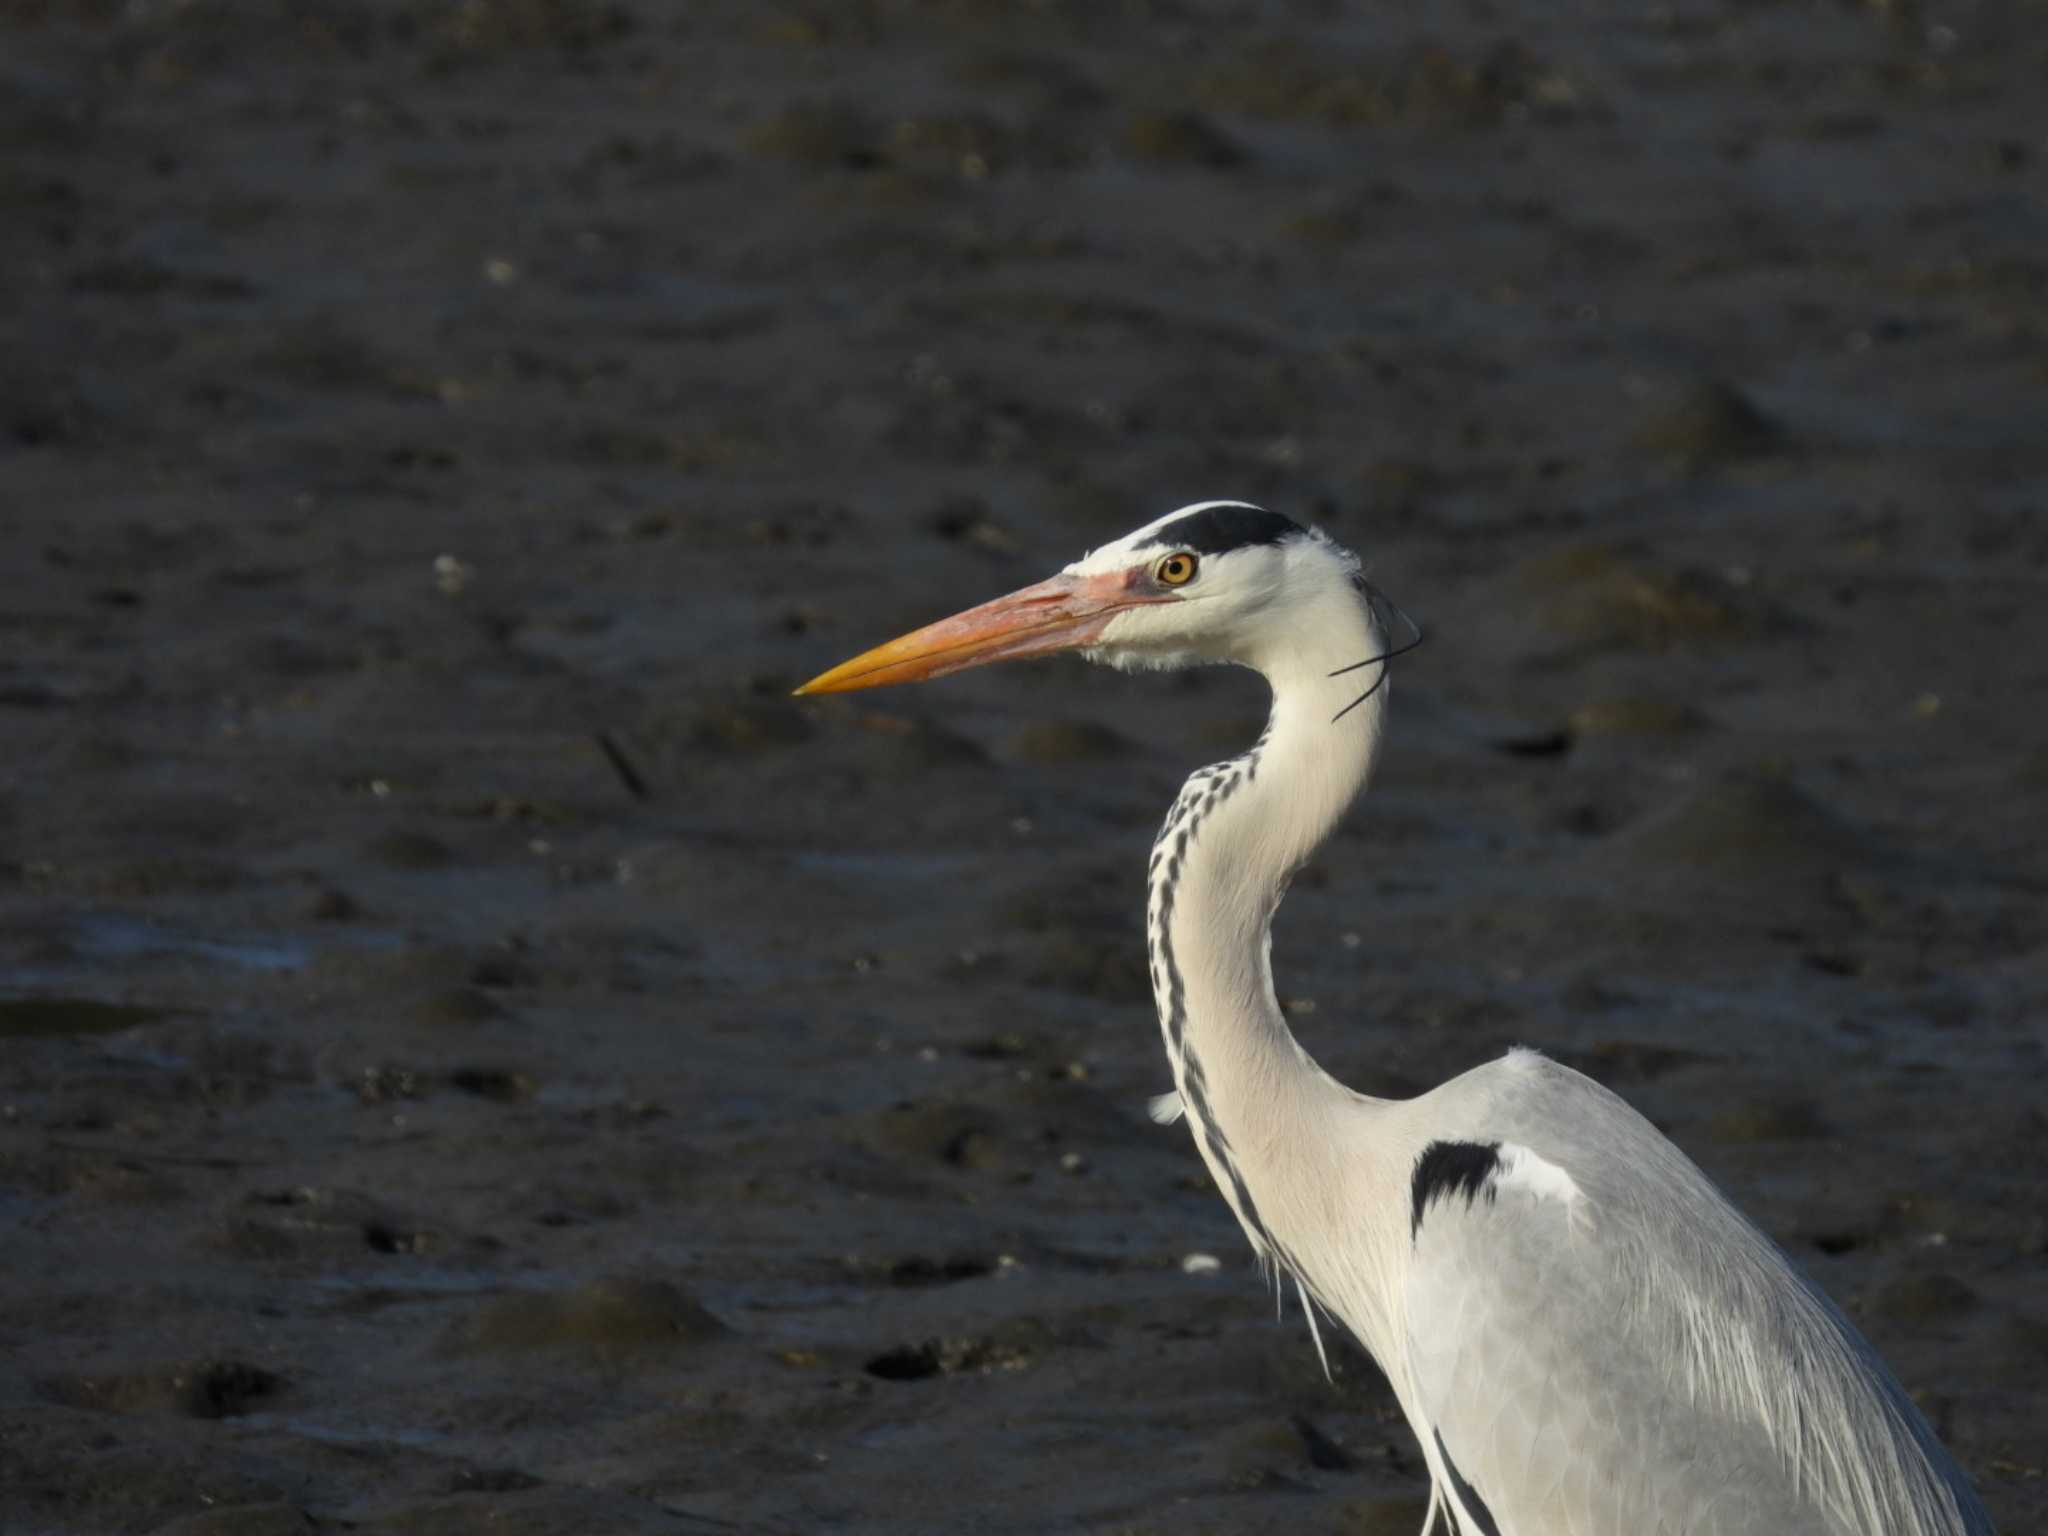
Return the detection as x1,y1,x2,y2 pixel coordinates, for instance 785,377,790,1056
1407,1178,1827,1534
1401,1057,1993,1536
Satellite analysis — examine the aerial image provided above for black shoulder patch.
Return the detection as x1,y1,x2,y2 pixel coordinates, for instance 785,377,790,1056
1410,1140,1501,1238
1433,1429,1503,1536
1136,505,1303,557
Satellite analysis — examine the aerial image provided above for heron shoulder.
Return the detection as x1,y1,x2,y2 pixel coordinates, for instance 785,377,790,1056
1390,1050,1994,1536
1416,1046,1698,1192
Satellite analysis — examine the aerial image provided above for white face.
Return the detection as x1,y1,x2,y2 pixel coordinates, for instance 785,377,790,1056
1069,503,1363,673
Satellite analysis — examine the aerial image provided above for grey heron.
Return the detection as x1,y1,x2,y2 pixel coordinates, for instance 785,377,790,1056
796,502,1993,1535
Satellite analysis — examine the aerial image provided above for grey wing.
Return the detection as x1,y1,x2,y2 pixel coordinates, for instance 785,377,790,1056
1402,1142,1843,1536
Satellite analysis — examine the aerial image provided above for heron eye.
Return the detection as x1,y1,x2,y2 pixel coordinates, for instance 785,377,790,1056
1155,552,1199,587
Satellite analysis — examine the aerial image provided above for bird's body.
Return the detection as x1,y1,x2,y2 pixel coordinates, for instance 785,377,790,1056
798,503,1993,1535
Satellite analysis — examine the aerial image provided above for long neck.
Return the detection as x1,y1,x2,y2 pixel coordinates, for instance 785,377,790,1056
1146,590,1390,1124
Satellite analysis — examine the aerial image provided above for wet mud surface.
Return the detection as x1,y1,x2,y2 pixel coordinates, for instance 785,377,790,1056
2,2,2046,1531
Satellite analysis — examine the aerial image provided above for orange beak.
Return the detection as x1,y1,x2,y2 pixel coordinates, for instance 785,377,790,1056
794,567,1163,695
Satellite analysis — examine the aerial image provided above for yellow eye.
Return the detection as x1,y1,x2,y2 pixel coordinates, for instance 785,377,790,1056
1155,551,1199,587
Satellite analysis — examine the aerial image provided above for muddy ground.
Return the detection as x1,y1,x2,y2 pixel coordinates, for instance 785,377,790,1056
1,1,2045,1531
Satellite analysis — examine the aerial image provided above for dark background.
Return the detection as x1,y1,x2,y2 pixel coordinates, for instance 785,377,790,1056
2,2,2044,1531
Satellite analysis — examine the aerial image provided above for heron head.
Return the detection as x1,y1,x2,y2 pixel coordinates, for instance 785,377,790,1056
794,501,1374,695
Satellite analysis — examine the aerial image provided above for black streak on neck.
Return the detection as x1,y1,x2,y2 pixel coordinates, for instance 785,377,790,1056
1149,749,1279,1260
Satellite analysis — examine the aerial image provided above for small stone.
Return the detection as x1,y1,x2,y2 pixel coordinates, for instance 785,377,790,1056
432,552,475,592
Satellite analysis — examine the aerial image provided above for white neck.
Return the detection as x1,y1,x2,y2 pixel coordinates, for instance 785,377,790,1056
1145,579,1390,1169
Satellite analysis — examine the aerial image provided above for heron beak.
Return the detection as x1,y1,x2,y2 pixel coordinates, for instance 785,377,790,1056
794,568,1159,695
